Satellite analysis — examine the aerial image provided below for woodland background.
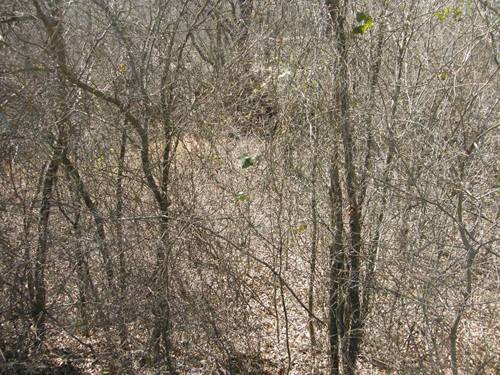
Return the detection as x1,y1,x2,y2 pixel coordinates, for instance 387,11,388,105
0,0,498,374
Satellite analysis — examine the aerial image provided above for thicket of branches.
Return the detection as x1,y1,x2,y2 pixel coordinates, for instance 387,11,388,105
0,0,498,374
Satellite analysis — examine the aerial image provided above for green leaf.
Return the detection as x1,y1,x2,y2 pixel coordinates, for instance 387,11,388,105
453,7,462,19
95,154,105,168
353,12,374,34
295,223,308,233
434,9,449,22
356,12,370,23
434,7,461,23
239,153,260,169
236,191,250,202
241,156,254,169
438,71,449,80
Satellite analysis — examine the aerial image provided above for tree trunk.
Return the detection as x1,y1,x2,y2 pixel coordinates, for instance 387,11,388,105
308,126,319,354
32,157,60,345
116,128,128,345
326,0,365,372
328,149,345,375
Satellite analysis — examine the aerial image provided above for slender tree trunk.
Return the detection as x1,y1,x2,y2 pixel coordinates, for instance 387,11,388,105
31,1,81,345
147,125,175,372
328,148,345,375
33,157,60,345
30,3,70,339
450,155,478,375
72,205,92,336
308,126,319,355
327,0,364,372
148,214,174,373
116,128,128,345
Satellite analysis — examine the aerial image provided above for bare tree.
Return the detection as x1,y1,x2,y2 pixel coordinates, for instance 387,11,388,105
0,0,497,374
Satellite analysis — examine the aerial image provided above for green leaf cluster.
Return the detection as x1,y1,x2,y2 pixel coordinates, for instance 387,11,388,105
236,191,250,202
434,7,462,22
239,153,260,169
438,71,449,80
294,223,308,234
353,12,374,34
